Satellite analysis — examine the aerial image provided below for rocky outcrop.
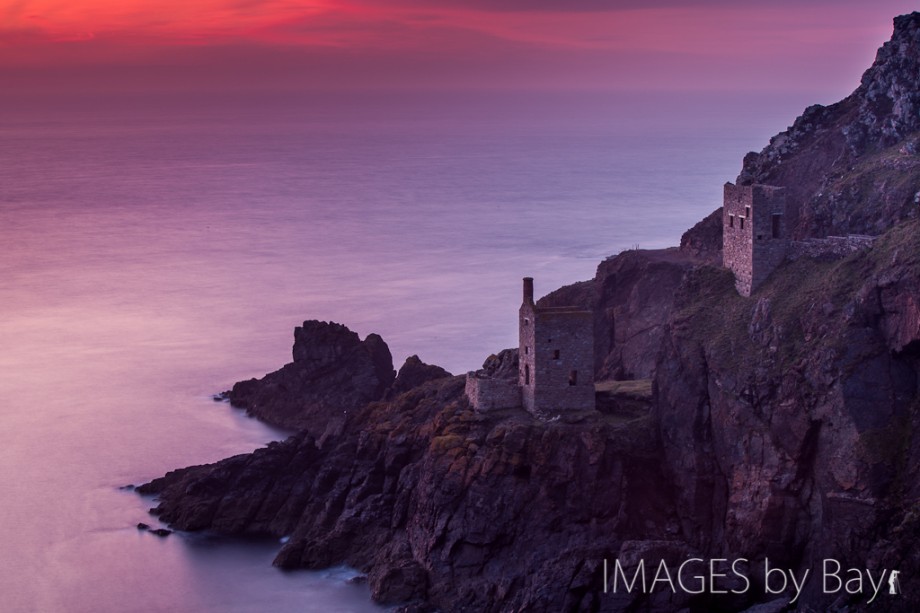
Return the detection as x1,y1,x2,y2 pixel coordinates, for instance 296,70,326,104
386,355,452,399
680,207,723,265
228,320,396,433
477,348,519,381
140,377,680,612
737,12,920,240
543,248,698,381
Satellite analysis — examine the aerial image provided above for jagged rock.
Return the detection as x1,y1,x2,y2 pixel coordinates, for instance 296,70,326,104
737,12,920,240
544,248,696,380
477,348,518,381
680,207,723,264
386,355,452,399
228,321,396,433
141,376,674,612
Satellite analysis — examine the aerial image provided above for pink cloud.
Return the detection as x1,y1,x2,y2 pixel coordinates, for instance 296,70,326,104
0,0,915,96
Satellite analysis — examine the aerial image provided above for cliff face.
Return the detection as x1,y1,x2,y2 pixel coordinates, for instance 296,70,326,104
655,220,920,609
541,248,701,381
737,12,920,239
142,377,681,611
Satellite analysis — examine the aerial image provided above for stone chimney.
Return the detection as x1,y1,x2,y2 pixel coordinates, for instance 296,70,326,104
522,277,534,305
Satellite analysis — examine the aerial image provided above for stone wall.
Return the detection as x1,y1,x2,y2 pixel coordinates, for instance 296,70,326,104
723,182,788,296
787,235,877,260
465,374,522,412
524,307,595,415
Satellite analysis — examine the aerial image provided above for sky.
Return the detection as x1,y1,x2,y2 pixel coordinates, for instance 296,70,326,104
2,0,917,97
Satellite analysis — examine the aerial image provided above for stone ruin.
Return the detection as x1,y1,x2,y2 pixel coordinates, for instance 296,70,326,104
723,182,876,296
465,277,595,416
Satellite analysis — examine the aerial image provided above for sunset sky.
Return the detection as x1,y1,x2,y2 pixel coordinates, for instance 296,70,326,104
3,0,917,96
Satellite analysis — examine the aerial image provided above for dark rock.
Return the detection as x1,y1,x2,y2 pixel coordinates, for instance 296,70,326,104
136,522,172,537
141,376,674,612
386,355,452,399
228,321,396,433
679,206,723,264
368,536,428,604
736,12,920,240
141,234,920,612
476,348,518,381
545,248,695,380
509,246,699,384
655,220,920,611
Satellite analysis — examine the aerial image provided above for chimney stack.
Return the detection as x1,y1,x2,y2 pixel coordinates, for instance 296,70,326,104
523,277,534,304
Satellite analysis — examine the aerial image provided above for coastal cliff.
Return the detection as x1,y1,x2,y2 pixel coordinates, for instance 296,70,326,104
140,13,920,613
736,12,920,239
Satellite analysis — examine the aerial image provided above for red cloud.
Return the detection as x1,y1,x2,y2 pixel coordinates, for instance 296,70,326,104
0,0,913,96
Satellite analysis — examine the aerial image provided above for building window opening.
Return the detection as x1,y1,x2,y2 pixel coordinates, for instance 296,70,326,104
525,365,530,385
568,370,578,386
729,215,734,228
740,218,745,230
745,206,751,217
553,349,560,360
524,318,529,326
524,346,529,355
772,214,781,239
757,234,763,240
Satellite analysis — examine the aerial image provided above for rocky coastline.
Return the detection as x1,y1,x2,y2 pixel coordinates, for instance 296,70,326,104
139,13,920,612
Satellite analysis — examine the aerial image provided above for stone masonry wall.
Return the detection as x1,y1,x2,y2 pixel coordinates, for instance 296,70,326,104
723,182,788,296
723,182,755,295
465,374,522,412
519,301,537,413
527,308,595,415
787,235,877,260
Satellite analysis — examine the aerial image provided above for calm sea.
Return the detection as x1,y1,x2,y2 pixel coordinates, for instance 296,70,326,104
0,88,801,611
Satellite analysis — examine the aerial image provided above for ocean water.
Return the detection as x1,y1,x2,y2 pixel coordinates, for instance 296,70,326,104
0,89,799,611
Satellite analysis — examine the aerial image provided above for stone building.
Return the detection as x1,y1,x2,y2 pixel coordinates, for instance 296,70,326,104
723,182,788,296
518,277,595,415
465,277,596,416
